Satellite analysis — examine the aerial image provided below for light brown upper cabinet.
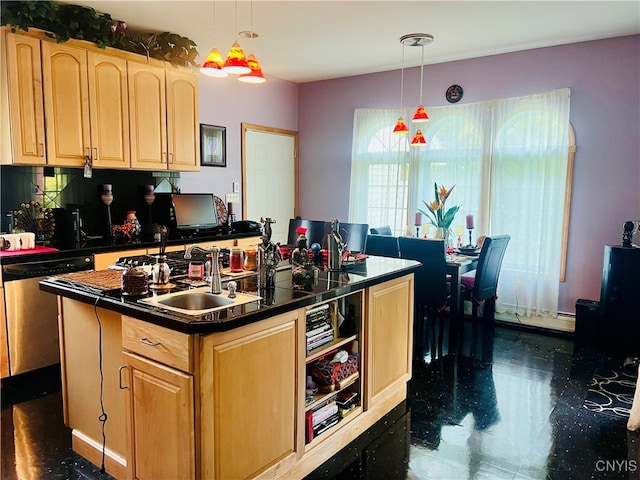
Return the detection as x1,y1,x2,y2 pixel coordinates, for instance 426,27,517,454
2,32,46,165
41,41,130,168
1,28,199,171
129,63,199,171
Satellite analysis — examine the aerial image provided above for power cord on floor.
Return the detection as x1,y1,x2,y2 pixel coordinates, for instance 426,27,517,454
93,294,108,475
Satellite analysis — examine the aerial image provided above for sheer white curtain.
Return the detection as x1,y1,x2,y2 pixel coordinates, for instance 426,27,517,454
349,108,412,235
490,89,571,317
349,88,571,318
412,102,490,239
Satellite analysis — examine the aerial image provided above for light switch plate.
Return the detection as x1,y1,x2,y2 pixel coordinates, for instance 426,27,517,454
233,182,240,193
226,193,240,203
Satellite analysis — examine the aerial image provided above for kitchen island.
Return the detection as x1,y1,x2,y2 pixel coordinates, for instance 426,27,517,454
40,256,418,480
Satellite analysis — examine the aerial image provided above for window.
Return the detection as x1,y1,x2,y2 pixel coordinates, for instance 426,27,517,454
350,89,571,318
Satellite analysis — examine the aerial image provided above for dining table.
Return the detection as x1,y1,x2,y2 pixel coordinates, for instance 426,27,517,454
445,251,479,350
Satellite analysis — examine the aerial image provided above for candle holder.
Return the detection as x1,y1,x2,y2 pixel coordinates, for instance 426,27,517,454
467,227,474,248
101,184,113,240
144,185,156,223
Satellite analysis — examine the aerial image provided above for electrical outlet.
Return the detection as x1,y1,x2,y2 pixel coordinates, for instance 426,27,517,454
233,182,240,193
226,193,240,204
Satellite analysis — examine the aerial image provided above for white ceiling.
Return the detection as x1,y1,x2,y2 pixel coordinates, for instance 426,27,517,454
66,1,640,83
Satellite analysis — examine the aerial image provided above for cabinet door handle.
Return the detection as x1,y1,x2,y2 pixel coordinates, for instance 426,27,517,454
118,365,128,389
140,337,161,347
38,143,44,157
169,152,174,164
93,147,98,162
163,152,167,164
86,147,91,159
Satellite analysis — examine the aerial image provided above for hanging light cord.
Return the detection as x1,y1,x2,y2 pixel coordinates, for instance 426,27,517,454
234,0,239,41
399,42,405,111
419,43,425,106
212,0,217,44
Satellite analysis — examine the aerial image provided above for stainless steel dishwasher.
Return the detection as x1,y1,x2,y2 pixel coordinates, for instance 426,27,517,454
2,255,94,376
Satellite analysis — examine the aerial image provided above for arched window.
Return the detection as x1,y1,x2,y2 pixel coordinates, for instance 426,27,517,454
350,88,572,319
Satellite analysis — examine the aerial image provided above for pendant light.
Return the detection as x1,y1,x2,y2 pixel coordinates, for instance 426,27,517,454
238,0,266,83
200,0,227,78
408,33,433,124
392,39,408,135
410,130,427,147
396,33,433,147
222,0,250,75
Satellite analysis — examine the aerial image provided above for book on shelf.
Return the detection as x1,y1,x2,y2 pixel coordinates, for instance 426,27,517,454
307,335,335,351
306,304,330,322
336,391,358,408
306,303,330,316
305,322,333,338
307,308,331,329
305,411,314,443
312,401,338,426
313,412,341,436
306,328,334,345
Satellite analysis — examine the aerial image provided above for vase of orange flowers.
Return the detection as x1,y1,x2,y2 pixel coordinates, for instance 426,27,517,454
419,183,460,247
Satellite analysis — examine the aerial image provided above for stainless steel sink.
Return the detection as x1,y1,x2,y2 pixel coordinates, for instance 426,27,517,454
138,287,261,316
157,292,234,310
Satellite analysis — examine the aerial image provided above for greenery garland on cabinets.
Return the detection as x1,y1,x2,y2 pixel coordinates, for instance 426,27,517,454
0,0,199,68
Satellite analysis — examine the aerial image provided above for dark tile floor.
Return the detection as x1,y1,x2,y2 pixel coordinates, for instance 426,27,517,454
2,320,639,480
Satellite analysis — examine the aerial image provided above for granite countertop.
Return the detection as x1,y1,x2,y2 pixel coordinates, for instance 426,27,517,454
39,257,420,335
0,231,260,265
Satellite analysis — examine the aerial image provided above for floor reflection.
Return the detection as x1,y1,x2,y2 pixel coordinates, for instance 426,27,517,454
406,318,639,480
2,321,639,480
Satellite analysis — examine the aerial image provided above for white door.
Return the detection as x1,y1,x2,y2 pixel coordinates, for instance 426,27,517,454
242,124,298,245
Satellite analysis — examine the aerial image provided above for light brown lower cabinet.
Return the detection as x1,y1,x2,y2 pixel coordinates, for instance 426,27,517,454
57,273,414,480
122,351,195,480
199,310,299,479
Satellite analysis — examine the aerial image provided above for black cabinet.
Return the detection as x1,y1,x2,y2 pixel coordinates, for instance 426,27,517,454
598,245,640,355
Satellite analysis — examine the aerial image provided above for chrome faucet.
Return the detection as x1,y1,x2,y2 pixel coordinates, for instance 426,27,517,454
184,244,222,294
184,244,212,259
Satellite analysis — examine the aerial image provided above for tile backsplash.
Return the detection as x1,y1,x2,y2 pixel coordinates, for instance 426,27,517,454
0,166,180,246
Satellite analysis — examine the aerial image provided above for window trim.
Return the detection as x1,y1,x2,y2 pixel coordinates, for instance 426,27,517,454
560,124,576,282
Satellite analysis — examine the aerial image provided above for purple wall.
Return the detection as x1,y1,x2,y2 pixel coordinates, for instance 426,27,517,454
181,74,298,201
298,35,640,313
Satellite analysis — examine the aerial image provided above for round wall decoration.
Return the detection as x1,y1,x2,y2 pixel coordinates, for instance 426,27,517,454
446,84,463,103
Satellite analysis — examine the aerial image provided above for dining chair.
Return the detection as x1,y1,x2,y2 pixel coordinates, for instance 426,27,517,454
398,237,450,359
460,235,511,323
370,225,393,235
364,234,399,258
338,222,369,253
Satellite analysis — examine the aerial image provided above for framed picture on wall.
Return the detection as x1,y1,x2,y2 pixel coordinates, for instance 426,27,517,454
200,124,226,167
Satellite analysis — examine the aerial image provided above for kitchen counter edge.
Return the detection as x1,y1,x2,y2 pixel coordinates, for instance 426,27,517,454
40,257,420,335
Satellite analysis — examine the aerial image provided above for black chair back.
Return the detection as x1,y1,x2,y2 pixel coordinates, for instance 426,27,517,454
364,234,399,258
472,235,511,301
286,218,327,246
398,237,448,309
338,222,369,253
370,225,392,235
